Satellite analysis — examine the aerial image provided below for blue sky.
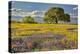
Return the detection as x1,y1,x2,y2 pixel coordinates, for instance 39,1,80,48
11,1,78,23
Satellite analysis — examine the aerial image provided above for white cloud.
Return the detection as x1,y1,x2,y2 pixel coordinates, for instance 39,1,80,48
11,8,31,17
31,10,46,17
73,7,78,10
11,8,46,18
69,13,78,18
70,15,78,18
11,8,22,11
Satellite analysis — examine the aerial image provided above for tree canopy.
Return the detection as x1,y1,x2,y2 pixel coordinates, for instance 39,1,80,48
44,7,70,24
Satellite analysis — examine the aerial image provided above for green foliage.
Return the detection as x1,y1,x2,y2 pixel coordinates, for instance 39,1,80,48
22,16,37,23
64,14,70,22
44,7,70,24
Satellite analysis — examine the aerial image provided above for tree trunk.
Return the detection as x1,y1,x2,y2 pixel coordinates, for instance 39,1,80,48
55,17,58,23
55,13,58,24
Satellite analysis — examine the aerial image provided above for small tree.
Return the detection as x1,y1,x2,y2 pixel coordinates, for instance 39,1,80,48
64,14,70,22
22,16,35,23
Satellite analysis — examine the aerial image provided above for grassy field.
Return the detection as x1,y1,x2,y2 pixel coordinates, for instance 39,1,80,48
11,23,77,40
10,22,78,52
